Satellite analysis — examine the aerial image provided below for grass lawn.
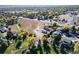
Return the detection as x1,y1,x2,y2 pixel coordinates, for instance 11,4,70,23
5,42,16,54
4,39,61,54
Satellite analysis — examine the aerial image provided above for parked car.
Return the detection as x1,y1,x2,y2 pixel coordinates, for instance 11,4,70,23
42,29,47,34
56,26,63,31
0,37,9,47
0,27,9,33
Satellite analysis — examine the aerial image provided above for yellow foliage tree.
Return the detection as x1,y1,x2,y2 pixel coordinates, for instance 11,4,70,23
63,25,70,31
74,41,79,54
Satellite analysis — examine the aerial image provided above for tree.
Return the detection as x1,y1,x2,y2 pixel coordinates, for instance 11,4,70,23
74,41,79,54
53,32,61,54
48,11,54,19
63,25,70,33
60,41,72,54
16,40,22,49
52,22,57,27
6,28,13,40
27,13,34,19
18,29,28,41
71,26,76,34
30,44,37,54
37,39,43,54
42,35,51,54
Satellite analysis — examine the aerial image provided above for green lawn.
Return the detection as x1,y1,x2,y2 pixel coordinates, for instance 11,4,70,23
5,42,16,54
4,39,61,54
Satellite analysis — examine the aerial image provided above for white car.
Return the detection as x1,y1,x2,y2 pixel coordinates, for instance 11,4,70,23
0,27,9,33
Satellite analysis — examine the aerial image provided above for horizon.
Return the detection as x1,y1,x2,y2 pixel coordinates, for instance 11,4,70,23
0,5,78,8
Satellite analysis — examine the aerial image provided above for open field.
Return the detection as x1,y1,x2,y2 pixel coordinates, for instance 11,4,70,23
18,18,41,33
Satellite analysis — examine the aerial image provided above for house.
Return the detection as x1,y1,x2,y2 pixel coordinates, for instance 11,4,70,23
59,14,74,25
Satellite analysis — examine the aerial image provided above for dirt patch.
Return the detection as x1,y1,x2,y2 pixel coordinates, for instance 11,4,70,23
9,25,19,32
18,18,41,33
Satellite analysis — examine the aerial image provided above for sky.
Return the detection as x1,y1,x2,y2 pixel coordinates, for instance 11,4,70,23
0,0,79,5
